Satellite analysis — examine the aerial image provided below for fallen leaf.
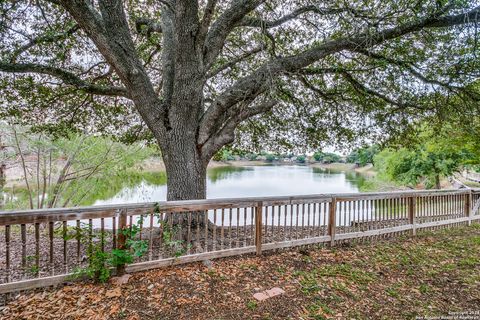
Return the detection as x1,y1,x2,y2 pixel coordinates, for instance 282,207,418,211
105,287,122,298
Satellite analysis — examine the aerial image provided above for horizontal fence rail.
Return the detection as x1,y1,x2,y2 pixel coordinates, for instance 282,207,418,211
0,189,479,294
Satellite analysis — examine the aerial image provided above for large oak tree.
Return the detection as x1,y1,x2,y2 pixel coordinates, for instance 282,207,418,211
1,0,479,203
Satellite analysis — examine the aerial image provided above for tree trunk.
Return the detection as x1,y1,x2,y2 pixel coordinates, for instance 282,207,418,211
0,163,5,209
160,135,215,249
163,142,206,202
435,174,441,190
161,129,211,230
0,134,5,209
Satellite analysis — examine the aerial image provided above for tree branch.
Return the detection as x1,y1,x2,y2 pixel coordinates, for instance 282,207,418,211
353,48,467,91
203,0,264,68
197,5,480,145
0,62,130,97
198,0,218,46
237,5,363,29
339,71,413,109
427,6,480,27
57,0,165,132
10,24,80,62
207,46,262,78
297,75,340,101
201,99,277,159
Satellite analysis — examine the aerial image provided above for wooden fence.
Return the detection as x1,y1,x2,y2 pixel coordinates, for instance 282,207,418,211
1,188,479,295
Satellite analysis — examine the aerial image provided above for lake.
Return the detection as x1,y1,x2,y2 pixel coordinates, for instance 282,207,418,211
94,165,368,205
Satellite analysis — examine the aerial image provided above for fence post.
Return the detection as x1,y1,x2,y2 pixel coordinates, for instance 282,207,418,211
255,202,263,256
465,190,472,226
328,197,336,246
408,197,416,236
117,208,128,275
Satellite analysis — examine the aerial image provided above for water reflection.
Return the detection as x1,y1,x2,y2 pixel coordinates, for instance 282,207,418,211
86,171,167,205
207,166,252,182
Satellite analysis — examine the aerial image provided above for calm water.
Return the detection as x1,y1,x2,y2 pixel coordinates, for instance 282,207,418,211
94,165,367,205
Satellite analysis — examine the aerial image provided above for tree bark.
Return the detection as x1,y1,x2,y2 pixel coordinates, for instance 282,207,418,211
435,174,441,190
161,134,212,241
0,163,5,210
0,134,5,191
163,140,207,202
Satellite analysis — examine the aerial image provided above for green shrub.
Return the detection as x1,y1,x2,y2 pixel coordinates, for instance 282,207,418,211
246,153,258,161
266,154,276,162
296,155,307,163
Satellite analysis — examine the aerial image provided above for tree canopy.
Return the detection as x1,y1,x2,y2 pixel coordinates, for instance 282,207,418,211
1,0,479,200
373,123,478,189
1,1,479,146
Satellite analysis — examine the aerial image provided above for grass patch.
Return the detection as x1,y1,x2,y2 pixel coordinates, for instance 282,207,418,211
246,300,257,311
306,300,334,320
316,263,377,285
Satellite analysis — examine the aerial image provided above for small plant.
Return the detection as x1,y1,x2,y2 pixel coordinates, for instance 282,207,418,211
246,300,257,311
161,222,190,257
207,269,217,277
307,300,333,320
239,263,259,271
458,256,479,268
72,243,112,282
276,266,287,274
300,273,321,295
419,283,430,294
151,206,191,258
70,221,148,283
25,255,39,276
385,286,400,298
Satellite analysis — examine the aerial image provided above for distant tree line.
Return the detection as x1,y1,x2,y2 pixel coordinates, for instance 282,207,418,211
213,147,347,164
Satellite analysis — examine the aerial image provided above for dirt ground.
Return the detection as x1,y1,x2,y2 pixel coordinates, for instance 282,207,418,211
1,225,479,320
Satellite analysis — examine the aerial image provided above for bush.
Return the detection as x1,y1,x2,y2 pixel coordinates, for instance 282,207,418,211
246,153,258,161
296,155,306,163
213,149,235,161
266,154,276,162
313,152,324,162
313,151,341,163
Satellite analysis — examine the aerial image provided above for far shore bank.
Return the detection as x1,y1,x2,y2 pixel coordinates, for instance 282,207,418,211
138,158,270,173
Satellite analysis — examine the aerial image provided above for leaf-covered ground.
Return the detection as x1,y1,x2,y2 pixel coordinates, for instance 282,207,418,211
2,225,479,320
